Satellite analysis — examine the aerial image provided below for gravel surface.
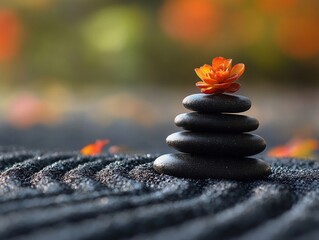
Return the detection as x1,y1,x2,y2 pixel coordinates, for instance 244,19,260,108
0,150,318,239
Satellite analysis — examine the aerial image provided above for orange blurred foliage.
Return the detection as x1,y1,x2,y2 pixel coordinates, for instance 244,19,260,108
257,0,319,60
275,13,319,59
80,139,109,156
158,0,220,44
14,0,53,11
0,9,23,62
256,0,297,14
229,10,265,46
268,138,319,158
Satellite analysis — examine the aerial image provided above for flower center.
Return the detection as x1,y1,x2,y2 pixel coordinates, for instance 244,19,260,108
214,69,229,81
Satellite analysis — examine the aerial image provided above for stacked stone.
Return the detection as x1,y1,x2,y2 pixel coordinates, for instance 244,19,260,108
154,93,271,180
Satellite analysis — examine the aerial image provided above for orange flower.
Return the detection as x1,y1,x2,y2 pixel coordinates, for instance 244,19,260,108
80,139,109,156
195,57,245,94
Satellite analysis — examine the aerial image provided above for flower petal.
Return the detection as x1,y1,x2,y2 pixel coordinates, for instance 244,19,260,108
195,68,205,80
203,77,218,85
215,70,230,82
223,73,239,83
212,82,232,88
230,63,245,78
196,81,210,88
201,87,215,94
224,58,232,70
225,83,241,93
200,64,212,75
212,56,226,69
203,87,224,94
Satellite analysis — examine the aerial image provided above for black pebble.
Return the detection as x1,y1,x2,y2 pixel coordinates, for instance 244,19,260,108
175,112,259,133
153,153,271,180
167,131,266,156
183,93,251,113
154,92,270,180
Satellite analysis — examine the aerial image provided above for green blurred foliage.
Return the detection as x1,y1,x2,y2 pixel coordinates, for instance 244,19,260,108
0,0,319,90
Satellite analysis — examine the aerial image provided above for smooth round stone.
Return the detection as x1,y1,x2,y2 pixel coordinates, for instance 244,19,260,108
167,131,266,156
153,153,271,180
175,112,259,133
183,93,251,113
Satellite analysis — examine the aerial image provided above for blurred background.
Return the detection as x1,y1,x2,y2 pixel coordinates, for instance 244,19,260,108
0,0,319,155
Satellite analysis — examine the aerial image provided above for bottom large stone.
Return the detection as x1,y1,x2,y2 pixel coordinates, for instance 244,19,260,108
153,153,271,180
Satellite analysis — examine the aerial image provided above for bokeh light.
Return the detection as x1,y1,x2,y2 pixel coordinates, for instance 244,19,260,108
275,7,319,59
158,0,220,45
82,6,148,53
6,92,60,128
0,9,23,63
256,0,297,14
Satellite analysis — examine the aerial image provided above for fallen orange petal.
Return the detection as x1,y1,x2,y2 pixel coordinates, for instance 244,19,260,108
81,139,109,156
268,146,291,158
267,138,319,158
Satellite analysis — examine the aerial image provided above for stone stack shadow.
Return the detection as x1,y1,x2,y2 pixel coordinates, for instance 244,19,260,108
154,93,271,180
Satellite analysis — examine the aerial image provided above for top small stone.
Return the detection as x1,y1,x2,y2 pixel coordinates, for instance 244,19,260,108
183,93,251,113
